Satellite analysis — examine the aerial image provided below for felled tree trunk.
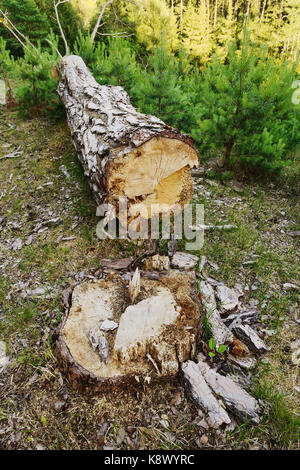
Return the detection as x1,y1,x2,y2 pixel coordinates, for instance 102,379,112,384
57,56,199,219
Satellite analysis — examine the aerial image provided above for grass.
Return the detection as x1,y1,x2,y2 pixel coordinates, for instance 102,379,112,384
226,380,299,449
0,106,299,450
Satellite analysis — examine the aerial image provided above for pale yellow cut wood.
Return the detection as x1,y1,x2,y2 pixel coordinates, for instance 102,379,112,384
109,137,198,218
61,272,201,380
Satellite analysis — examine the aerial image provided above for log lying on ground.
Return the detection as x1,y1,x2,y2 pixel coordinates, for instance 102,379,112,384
58,56,199,220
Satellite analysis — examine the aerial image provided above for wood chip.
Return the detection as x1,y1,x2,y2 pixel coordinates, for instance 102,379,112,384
181,361,231,428
232,324,270,354
230,336,250,357
101,257,134,270
199,281,233,347
171,252,199,270
197,359,261,424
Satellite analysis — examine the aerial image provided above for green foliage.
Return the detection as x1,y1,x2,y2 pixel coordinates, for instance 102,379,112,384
134,40,191,130
1,0,50,56
252,380,300,445
89,0,135,40
127,0,178,52
182,1,212,62
72,35,143,105
192,35,300,173
91,37,142,104
10,34,63,118
35,0,83,53
209,337,216,351
208,337,227,358
0,36,14,72
73,31,97,67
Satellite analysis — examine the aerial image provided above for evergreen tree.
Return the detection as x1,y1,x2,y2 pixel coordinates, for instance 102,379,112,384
74,35,142,103
215,0,236,61
11,33,63,118
0,0,50,55
134,39,190,130
182,1,212,62
127,0,179,51
192,34,300,173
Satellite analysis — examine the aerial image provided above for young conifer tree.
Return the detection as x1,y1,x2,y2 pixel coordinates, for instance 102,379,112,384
192,33,300,173
134,37,189,130
90,37,142,104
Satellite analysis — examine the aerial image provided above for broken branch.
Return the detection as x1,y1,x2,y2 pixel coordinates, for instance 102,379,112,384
54,0,70,56
0,146,23,161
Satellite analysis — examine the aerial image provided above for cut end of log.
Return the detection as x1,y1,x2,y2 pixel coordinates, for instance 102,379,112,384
56,271,201,392
108,136,198,218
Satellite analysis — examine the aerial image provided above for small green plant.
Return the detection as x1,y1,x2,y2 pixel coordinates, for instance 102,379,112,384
208,338,227,358
41,415,48,425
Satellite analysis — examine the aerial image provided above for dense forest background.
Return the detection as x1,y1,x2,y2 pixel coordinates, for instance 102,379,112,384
0,0,299,176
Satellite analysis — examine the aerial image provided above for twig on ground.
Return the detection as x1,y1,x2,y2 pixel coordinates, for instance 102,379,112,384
190,224,237,231
0,146,23,161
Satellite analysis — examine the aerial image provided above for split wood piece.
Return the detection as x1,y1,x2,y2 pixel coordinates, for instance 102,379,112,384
167,240,179,257
100,257,134,270
128,267,140,303
191,168,204,176
0,341,9,372
138,270,169,281
197,359,261,424
232,324,270,354
143,254,170,271
181,360,231,428
190,224,237,231
0,146,23,161
224,310,258,328
227,354,256,371
171,252,199,270
215,285,241,313
230,336,250,358
56,270,202,392
0,79,6,105
199,281,233,347
101,243,159,274
58,56,199,220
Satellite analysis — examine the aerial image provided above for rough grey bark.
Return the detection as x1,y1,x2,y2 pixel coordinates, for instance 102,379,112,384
57,55,198,216
181,360,231,428
199,281,234,347
232,324,269,354
197,358,262,424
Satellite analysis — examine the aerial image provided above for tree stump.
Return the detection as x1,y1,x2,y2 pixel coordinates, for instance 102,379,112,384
57,56,199,220
56,270,202,393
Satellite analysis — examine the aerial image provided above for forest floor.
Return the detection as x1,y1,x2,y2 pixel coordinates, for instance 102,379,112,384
0,107,299,450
